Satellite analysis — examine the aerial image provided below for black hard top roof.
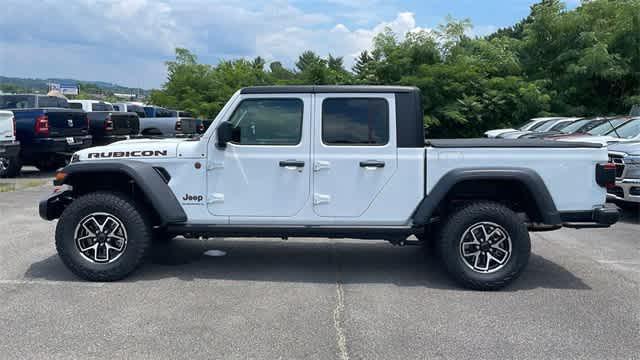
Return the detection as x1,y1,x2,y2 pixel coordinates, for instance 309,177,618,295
240,85,419,94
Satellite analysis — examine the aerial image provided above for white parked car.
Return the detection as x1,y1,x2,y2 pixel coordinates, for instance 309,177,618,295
0,110,21,177
499,118,578,139
484,117,564,138
564,117,640,145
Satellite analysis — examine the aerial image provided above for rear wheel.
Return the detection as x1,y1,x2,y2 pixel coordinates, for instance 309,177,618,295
55,192,152,281
437,201,530,290
0,156,21,178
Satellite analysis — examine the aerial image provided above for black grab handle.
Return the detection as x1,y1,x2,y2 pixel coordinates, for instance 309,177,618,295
359,160,385,168
279,160,305,168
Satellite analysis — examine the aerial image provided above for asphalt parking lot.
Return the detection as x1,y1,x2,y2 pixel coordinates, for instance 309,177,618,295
0,170,639,360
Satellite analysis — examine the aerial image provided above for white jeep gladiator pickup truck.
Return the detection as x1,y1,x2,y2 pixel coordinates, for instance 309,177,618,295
40,86,619,290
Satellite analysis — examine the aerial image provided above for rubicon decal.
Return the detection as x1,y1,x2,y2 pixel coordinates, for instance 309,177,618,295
87,150,168,159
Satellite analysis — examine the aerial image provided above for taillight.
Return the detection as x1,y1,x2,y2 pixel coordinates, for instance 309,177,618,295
12,116,16,137
34,114,49,135
596,162,617,188
104,116,114,131
175,120,182,132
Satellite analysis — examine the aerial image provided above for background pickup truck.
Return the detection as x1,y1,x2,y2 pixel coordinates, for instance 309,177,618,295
0,94,92,171
40,86,619,290
607,141,640,204
68,100,140,146
0,110,21,177
140,105,200,137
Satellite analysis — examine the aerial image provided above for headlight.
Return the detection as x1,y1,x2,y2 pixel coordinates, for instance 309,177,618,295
625,155,640,179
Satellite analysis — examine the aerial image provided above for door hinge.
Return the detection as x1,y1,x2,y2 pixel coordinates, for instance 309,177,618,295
207,161,224,171
313,160,330,172
207,193,225,204
313,193,331,205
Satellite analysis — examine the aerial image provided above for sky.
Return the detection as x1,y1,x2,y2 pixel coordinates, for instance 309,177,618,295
0,0,579,89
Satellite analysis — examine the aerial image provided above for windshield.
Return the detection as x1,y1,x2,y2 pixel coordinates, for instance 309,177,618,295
561,119,605,134
536,119,566,132
128,105,146,118
559,119,590,133
92,103,114,111
607,119,640,139
528,119,554,131
587,118,629,135
549,120,575,131
518,120,536,130
39,96,68,108
0,95,37,109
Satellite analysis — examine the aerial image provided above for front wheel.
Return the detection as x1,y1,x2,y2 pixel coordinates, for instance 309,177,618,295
55,192,152,281
0,156,21,178
437,201,531,291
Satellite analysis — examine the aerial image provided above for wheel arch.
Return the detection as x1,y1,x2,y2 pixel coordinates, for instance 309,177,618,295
412,168,561,226
56,160,186,226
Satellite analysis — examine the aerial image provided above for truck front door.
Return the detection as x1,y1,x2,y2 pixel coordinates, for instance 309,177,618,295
207,94,312,218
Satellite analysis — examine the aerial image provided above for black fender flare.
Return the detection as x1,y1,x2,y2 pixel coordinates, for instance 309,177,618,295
412,167,561,226
56,160,187,225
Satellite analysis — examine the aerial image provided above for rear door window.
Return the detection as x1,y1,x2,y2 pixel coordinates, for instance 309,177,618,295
322,98,389,145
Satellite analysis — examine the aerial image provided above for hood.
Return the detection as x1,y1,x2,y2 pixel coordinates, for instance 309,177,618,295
484,128,516,138
74,138,186,161
608,141,640,155
499,131,532,139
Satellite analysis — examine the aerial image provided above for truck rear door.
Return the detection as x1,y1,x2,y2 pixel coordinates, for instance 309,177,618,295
312,93,397,217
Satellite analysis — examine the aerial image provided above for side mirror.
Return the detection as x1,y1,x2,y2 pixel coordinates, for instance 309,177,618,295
216,121,233,148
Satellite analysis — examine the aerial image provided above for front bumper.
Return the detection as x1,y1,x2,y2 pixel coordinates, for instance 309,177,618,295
25,135,93,155
0,141,20,158
39,188,73,221
560,205,620,228
607,179,640,204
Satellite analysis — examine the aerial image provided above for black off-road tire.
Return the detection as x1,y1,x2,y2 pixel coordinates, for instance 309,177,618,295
0,156,21,178
416,232,437,257
55,191,152,281
436,201,531,291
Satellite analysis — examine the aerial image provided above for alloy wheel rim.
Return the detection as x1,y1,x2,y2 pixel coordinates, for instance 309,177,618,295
74,212,128,264
0,157,8,172
459,222,512,273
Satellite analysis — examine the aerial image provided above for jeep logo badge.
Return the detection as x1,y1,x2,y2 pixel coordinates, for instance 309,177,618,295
183,194,204,202
67,119,74,127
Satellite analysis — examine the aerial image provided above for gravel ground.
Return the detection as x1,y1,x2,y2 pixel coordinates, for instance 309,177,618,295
0,176,638,360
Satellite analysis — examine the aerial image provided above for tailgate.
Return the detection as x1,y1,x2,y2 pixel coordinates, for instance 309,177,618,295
110,112,140,135
46,109,88,137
